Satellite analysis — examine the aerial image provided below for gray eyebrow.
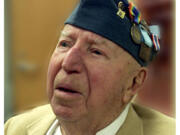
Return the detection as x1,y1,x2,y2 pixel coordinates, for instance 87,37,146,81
61,31,68,36
58,30,74,43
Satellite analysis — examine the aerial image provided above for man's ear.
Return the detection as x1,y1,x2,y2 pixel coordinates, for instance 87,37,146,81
123,67,148,104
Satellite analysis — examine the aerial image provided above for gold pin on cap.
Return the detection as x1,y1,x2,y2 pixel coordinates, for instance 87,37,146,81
131,23,142,44
117,1,125,19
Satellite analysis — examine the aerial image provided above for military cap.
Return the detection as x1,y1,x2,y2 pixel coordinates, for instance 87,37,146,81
65,0,160,66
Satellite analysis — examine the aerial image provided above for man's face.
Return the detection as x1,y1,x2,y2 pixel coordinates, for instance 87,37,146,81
47,25,138,122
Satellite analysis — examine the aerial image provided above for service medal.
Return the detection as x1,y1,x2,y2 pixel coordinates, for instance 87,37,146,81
131,23,142,45
140,20,151,34
139,43,152,62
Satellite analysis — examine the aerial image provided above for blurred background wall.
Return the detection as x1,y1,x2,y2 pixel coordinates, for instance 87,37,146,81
4,0,175,121
134,0,175,117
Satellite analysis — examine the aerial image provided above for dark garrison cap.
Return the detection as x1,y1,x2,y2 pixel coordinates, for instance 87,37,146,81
65,0,160,66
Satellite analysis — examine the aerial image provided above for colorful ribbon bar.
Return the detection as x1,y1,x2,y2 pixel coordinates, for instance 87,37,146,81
152,34,160,51
128,2,141,24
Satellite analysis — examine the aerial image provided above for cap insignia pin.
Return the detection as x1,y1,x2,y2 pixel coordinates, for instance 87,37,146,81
117,2,126,19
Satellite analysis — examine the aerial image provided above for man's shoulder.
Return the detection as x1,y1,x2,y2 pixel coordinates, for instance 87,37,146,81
132,103,175,123
4,104,55,135
5,104,54,123
132,103,175,135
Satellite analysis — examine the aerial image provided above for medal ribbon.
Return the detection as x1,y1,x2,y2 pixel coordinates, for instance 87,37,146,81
128,2,141,24
152,34,160,51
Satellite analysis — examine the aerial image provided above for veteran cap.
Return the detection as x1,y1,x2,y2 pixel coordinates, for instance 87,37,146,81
65,0,160,66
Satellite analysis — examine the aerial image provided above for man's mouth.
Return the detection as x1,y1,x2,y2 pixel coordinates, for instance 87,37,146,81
54,83,84,100
57,87,79,94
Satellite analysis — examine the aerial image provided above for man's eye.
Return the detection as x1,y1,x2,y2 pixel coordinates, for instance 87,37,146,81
59,41,70,47
91,49,103,56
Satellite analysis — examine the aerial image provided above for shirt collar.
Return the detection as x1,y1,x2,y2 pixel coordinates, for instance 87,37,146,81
96,104,130,135
47,104,130,135
46,119,61,135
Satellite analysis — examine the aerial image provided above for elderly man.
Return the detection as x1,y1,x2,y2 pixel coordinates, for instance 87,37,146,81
5,0,175,135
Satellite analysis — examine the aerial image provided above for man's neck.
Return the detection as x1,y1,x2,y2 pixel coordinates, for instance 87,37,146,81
58,104,130,135
59,116,99,135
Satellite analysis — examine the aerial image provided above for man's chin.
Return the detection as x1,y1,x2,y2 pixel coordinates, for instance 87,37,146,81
51,101,86,122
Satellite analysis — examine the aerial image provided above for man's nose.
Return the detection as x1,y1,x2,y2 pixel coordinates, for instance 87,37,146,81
62,47,84,74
